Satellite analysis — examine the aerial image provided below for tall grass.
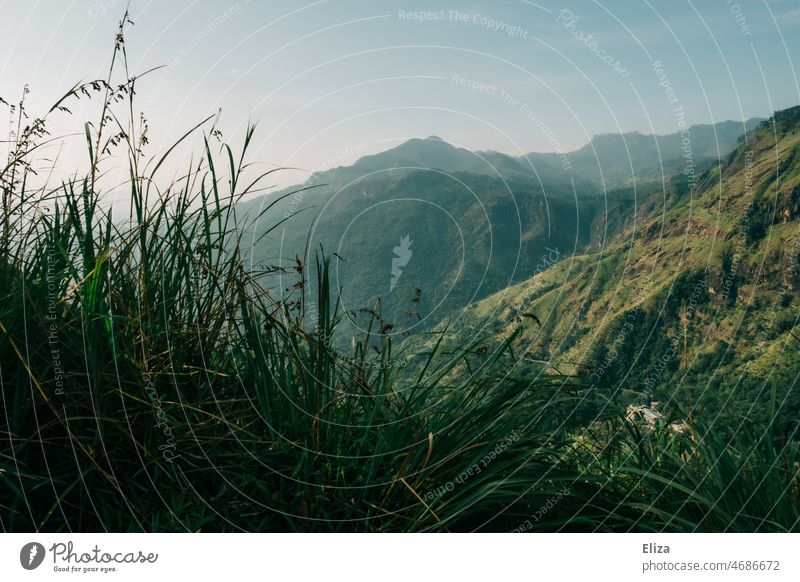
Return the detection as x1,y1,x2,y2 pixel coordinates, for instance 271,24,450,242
1,15,798,532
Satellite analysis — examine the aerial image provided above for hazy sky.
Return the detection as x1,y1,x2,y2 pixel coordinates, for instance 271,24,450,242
2,0,799,187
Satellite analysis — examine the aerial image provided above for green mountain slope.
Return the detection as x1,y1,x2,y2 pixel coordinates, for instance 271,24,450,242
425,107,800,433
246,168,595,336
241,120,759,338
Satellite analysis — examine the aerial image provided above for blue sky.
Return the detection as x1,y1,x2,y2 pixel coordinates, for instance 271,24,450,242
2,0,799,186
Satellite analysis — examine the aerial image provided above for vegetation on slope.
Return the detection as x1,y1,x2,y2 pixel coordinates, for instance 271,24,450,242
439,106,800,441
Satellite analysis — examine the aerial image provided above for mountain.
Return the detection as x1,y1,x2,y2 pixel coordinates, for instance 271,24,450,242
240,118,762,340
420,107,800,433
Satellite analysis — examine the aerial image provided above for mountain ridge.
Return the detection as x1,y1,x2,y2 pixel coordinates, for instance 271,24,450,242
300,117,764,189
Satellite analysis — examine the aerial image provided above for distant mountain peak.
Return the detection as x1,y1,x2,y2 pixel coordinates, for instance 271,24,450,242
400,135,455,149
342,134,474,174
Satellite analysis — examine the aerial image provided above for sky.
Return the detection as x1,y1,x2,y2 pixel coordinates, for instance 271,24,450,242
1,0,800,189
